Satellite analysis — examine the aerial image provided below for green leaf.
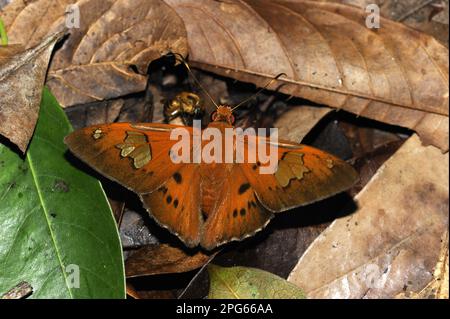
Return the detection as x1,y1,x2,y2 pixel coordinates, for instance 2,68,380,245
0,88,125,298
207,265,306,299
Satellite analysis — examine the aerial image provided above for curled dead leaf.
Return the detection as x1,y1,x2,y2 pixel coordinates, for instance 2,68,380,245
1,0,188,107
164,0,449,151
125,244,212,278
0,32,63,152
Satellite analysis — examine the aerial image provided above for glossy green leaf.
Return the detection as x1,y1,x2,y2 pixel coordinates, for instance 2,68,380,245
0,88,125,298
207,265,306,299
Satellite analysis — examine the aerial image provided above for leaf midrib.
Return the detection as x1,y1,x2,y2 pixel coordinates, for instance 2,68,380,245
26,147,74,299
214,269,241,299
192,61,449,117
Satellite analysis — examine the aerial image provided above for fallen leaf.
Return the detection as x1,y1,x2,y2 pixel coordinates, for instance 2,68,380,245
125,244,212,278
0,32,62,152
0,0,76,48
164,0,449,151
0,88,125,298
288,134,449,298
208,265,306,299
342,0,449,47
1,0,188,107
274,105,332,142
397,230,449,299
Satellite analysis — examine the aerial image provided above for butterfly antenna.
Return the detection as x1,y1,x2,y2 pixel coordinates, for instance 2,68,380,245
171,53,220,109
231,73,286,111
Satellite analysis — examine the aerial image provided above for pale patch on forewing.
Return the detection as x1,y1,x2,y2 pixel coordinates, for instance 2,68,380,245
275,152,311,187
116,131,151,169
92,128,104,140
326,158,334,169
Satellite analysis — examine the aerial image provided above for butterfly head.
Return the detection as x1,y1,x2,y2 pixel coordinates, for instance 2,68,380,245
211,105,235,125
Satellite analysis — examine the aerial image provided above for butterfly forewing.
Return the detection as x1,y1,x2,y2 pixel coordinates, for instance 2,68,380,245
64,123,189,194
241,137,358,212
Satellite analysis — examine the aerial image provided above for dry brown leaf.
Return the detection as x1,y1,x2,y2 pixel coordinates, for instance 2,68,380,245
274,105,332,142
125,244,212,278
164,0,449,151
324,0,449,48
0,0,76,48
0,32,62,152
397,230,449,299
1,0,188,107
288,134,449,298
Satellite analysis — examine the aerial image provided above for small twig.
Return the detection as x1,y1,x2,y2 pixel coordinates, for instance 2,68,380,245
1,281,33,299
144,76,154,122
178,250,220,299
258,95,276,113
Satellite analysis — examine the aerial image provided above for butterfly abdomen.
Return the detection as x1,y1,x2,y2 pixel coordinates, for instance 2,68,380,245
199,162,233,219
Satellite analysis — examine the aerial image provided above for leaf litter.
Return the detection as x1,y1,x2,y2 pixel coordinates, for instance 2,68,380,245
0,0,448,299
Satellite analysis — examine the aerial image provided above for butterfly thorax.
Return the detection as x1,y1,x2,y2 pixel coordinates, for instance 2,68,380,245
211,105,234,125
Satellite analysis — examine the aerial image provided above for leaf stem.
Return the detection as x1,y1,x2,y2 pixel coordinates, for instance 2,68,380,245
0,17,8,45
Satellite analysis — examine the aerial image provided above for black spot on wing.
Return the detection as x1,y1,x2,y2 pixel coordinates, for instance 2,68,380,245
173,172,182,184
238,183,251,194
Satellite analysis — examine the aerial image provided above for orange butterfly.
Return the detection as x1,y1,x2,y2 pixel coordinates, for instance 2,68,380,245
65,104,357,250
65,58,357,250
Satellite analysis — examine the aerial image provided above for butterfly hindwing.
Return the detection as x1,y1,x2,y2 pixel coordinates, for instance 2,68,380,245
140,165,202,247
200,164,273,250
